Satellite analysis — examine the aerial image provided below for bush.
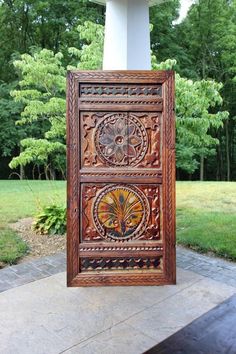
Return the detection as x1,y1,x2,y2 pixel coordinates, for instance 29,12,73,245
33,204,66,235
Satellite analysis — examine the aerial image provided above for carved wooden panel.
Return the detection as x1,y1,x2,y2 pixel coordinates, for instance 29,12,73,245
81,112,161,169
67,70,175,287
81,183,161,242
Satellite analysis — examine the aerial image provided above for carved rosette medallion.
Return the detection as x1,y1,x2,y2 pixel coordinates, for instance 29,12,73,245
93,184,150,241
94,114,148,166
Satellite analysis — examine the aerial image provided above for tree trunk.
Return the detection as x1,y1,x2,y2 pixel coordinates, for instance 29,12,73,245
19,146,25,179
49,167,55,180
225,120,230,181
200,155,204,181
20,164,25,180
44,166,49,180
37,165,41,180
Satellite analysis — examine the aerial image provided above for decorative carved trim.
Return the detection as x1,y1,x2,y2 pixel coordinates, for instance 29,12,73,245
163,72,176,282
72,273,168,287
79,245,163,252
79,98,162,106
141,186,161,240
81,171,161,177
80,257,162,271
66,72,79,284
82,185,101,241
72,70,172,83
80,84,162,97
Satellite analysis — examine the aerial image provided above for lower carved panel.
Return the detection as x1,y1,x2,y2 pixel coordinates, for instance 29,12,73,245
80,257,162,272
81,183,161,242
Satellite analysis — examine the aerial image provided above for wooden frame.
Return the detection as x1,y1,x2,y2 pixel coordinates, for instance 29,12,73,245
67,70,175,286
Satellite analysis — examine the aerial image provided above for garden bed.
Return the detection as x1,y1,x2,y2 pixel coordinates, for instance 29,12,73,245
9,218,66,264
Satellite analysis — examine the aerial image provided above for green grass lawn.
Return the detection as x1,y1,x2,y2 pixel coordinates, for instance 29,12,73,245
177,182,236,261
0,180,235,265
0,180,65,265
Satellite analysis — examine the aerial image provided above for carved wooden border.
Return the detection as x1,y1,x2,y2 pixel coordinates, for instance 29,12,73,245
67,70,175,286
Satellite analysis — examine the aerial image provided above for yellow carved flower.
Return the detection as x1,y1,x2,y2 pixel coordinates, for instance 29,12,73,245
97,188,144,238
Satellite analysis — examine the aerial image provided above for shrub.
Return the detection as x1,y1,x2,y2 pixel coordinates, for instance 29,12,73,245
33,204,66,235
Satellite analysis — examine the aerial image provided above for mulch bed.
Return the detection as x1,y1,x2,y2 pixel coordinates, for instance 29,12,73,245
9,218,66,264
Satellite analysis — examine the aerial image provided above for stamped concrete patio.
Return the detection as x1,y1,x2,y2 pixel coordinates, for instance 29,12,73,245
0,247,236,354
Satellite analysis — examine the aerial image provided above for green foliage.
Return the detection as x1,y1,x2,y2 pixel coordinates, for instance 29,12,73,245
10,139,66,171
33,204,66,235
10,49,66,174
150,0,182,66
1,0,235,180
10,20,229,176
0,228,28,265
175,0,236,179
175,75,228,172
154,59,229,173
68,21,104,70
0,0,105,82
9,22,104,175
176,0,236,81
0,82,24,157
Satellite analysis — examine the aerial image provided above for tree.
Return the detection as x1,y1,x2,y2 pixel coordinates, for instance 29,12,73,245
150,0,181,63
174,0,236,180
0,82,23,158
68,21,104,70
10,21,228,180
0,0,105,82
153,59,229,175
9,49,66,179
9,21,104,178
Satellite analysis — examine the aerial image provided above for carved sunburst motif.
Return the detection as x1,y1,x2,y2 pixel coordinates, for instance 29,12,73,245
94,114,148,166
93,184,150,240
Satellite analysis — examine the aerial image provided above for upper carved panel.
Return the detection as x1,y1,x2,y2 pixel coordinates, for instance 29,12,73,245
80,112,161,169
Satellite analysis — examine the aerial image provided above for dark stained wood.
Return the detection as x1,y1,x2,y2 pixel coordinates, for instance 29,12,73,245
145,294,236,354
66,70,175,287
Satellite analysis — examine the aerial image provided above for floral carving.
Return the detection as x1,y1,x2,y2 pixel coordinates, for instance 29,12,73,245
95,114,148,167
99,117,142,163
82,185,102,241
142,186,160,240
93,184,150,241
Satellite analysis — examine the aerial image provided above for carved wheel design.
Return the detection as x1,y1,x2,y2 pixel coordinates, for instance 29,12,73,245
93,184,150,241
94,114,148,166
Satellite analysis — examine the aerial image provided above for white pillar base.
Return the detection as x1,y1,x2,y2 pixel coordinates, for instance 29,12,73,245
103,0,151,70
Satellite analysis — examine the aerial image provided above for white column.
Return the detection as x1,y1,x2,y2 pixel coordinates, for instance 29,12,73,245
103,0,151,70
